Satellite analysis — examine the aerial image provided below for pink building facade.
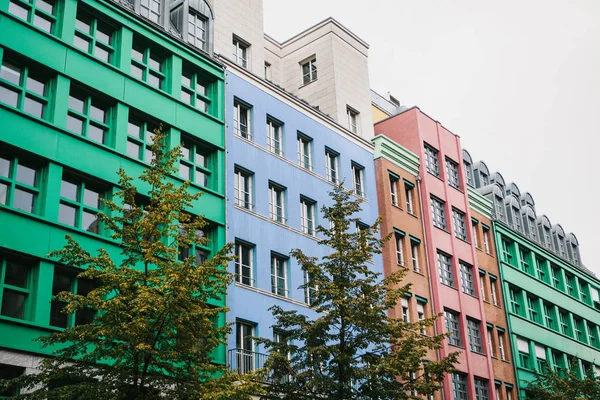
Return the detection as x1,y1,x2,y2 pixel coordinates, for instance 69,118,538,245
375,108,496,399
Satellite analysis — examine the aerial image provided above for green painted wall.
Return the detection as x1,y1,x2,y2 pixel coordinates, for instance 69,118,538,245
0,0,226,364
493,222,600,398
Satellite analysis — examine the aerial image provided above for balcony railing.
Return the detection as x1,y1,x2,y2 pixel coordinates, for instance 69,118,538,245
228,348,268,374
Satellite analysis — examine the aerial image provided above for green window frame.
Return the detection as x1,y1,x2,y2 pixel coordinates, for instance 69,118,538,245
50,266,96,328
67,86,111,145
58,174,106,234
565,273,578,298
574,318,587,344
177,224,211,266
519,352,530,370
8,0,57,34
179,134,213,189
552,351,566,376
535,257,548,283
74,8,115,64
519,248,532,275
0,56,49,119
501,239,514,265
181,66,212,114
580,280,592,306
558,310,572,337
0,154,41,214
526,295,541,324
551,265,563,291
0,363,25,398
587,322,599,349
131,40,165,90
0,254,35,321
543,302,557,331
126,117,156,163
509,287,523,316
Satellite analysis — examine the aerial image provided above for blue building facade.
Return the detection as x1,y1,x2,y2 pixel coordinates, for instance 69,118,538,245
223,67,383,371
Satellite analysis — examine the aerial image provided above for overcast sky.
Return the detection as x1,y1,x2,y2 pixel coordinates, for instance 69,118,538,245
263,0,600,275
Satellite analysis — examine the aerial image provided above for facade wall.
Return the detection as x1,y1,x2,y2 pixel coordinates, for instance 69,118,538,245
0,0,226,374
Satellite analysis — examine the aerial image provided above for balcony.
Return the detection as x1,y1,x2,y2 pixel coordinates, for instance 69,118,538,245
228,348,268,374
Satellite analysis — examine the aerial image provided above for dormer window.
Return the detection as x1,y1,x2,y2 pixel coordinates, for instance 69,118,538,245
140,0,161,24
188,11,207,51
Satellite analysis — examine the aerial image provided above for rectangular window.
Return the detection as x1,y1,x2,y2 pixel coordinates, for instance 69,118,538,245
452,208,468,241
543,302,557,331
395,231,405,266
297,134,312,170
0,57,49,119
498,331,507,360
501,239,514,265
565,273,578,298
126,117,156,163
483,226,491,253
300,197,316,236
588,322,599,349
346,106,359,134
140,0,161,23
405,182,414,214
233,100,251,140
535,343,547,372
464,161,473,186
304,270,317,305
417,302,426,334
0,154,41,214
517,337,530,369
325,149,339,184
58,174,106,234
552,351,565,376
177,225,210,266
271,253,287,297
411,241,420,273
519,248,532,275
269,182,285,224
487,327,495,357
452,373,468,400
74,8,115,64
474,377,490,400
430,196,447,230
526,295,541,324
181,66,211,114
468,318,483,353
401,297,410,323
551,266,563,290
351,162,365,197
264,62,271,81
235,321,254,373
131,40,165,90
267,117,283,155
179,135,212,188
50,267,96,328
389,174,399,206
232,37,249,69
508,287,522,315
187,11,207,51
459,261,475,296
559,309,571,337
472,220,480,248
8,0,57,33
234,241,253,286
0,254,35,320
580,280,592,305
0,363,25,397
479,272,487,301
424,144,440,177
446,157,460,189
438,251,454,287
301,57,317,85
574,317,586,343
490,277,499,306
67,86,111,145
535,257,548,283
234,167,253,210
445,309,462,347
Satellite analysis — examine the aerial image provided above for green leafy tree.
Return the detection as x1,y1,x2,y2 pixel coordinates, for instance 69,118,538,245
258,184,458,400
525,359,600,400
1,127,261,400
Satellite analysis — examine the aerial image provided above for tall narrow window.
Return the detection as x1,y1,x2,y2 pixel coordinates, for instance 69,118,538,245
543,302,557,330
487,327,495,357
520,248,532,275
264,62,272,81
0,154,41,214
452,373,468,400
498,331,507,360
187,11,207,51
74,9,115,64
131,41,164,90
140,0,161,23
300,197,316,236
512,207,521,230
234,168,253,210
459,261,475,296
452,208,467,241
346,106,359,134
517,337,530,369
325,149,339,184
271,253,287,297
424,144,440,177
535,257,548,283
430,196,447,230
405,182,414,214
501,239,514,265
411,241,420,272
0,255,35,320
50,267,96,328
467,318,483,353
401,297,410,323
297,134,312,170
472,220,480,248
267,118,283,155
508,286,522,315
446,157,460,189
479,272,487,301
304,270,318,305
464,160,473,186
559,309,571,337
233,100,251,139
445,310,462,347
235,321,254,373
269,182,285,224
58,175,105,234
0,57,49,119
438,251,454,287
234,241,253,286
395,231,404,266
389,173,399,206
551,266,563,290
180,136,212,188
181,67,211,113
67,87,111,145
178,225,210,266
474,377,490,400
301,57,317,85
351,163,365,197
417,302,426,334
8,0,57,33
483,226,491,253
0,363,25,397
490,277,499,306
126,117,156,163
232,37,249,69
526,295,541,324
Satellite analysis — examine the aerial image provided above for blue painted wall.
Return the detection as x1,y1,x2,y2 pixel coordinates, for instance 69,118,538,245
225,70,383,356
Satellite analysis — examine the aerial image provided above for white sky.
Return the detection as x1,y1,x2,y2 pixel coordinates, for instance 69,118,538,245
263,0,600,275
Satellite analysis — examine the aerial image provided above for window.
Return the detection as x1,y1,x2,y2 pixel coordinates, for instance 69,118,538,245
535,258,548,283
551,266,563,290
8,0,56,33
264,62,271,81
301,57,317,85
512,207,521,230
257,120,281,159
474,377,489,400
528,217,538,241
552,351,565,376
481,172,490,186
389,174,399,206
351,162,365,197
74,9,114,63
438,251,454,287
565,273,577,298
487,327,495,357
543,302,557,330
452,208,467,240
181,67,211,113
50,267,96,328
580,280,592,305
140,0,161,23
483,226,491,253
347,106,359,134
506,389,513,400
472,221,480,248
459,262,475,296
517,337,530,369
297,134,312,170
501,239,514,265
131,41,164,89
490,277,499,306
187,11,207,51
0,363,25,397
58,175,105,234
411,241,420,272
232,37,249,69
300,197,316,236
526,295,541,324
67,87,111,145
0,57,49,118
520,248,532,275
269,182,285,224
180,135,212,188
234,168,253,210
508,287,522,315
304,270,317,305
445,309,462,347
464,160,474,186
588,322,599,348
495,196,504,219
417,302,426,334
405,182,414,214
233,100,251,139
0,154,41,214
0,254,35,320
271,253,287,297
498,331,507,360
234,241,253,286
535,344,547,372
446,157,460,189
177,226,210,266
468,318,483,353
559,309,571,337
452,373,468,400
479,272,487,301
430,196,447,230
574,317,586,343
235,321,254,373
395,231,405,266
424,144,440,177
401,297,410,323
126,117,156,162
325,149,339,184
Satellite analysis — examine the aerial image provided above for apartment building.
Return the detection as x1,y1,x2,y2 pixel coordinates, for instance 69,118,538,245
465,155,600,398
0,0,226,388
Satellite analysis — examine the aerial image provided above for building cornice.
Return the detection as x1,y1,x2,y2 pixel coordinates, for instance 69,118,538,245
468,186,493,218
372,134,420,176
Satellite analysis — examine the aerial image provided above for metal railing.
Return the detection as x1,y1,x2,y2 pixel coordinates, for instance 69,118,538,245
228,348,268,374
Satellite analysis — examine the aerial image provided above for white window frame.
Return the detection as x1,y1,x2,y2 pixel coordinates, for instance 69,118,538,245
300,197,315,236
438,251,454,287
411,242,420,272
234,168,252,210
233,100,251,140
389,174,398,206
140,0,161,24
235,242,253,286
395,232,404,266
490,277,498,306
232,37,249,69
401,297,410,323
467,318,483,353
325,149,338,184
431,196,447,230
187,11,208,51
297,134,312,170
405,184,414,214
267,118,282,155
487,327,495,357
304,270,318,305
301,57,317,85
498,331,507,360
417,302,426,334
424,144,440,177
346,106,359,134
269,183,285,224
452,208,467,241
472,221,479,248
483,227,491,253
479,273,487,301
351,163,364,197
459,262,475,296
446,157,460,189
271,254,287,297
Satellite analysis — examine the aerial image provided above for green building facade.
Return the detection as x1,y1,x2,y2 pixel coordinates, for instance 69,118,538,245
0,0,225,385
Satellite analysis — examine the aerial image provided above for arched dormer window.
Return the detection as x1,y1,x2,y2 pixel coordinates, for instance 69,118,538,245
522,206,537,241
552,225,566,258
462,149,474,187
170,0,214,53
506,196,521,231
141,0,163,24
492,184,505,220
491,172,505,188
537,216,553,251
474,161,490,188
521,192,535,211
567,233,580,266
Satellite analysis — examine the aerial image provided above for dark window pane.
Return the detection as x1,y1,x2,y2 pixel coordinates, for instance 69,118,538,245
126,140,140,159
52,271,72,295
8,1,28,21
148,53,161,71
0,364,24,397
181,72,191,87
82,210,99,233
96,23,111,44
4,261,30,288
67,114,84,134
75,308,95,326
77,279,95,296
13,189,35,212
0,183,7,204
60,179,78,200
58,203,77,226
195,149,207,167
132,46,144,62
26,75,45,95
24,96,44,118
50,301,68,328
16,164,36,186
0,157,10,177
87,124,106,144
74,34,90,52
0,86,19,108
33,13,52,32
1,291,26,319
75,14,91,34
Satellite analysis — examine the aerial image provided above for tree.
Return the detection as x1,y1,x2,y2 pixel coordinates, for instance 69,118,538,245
525,359,600,400
1,127,261,400
258,184,458,400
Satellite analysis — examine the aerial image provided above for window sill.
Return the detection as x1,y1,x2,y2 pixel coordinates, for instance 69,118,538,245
391,203,403,211
233,204,319,242
413,270,425,277
233,282,313,309
440,283,458,291
0,314,63,333
456,236,471,245
426,171,444,181
298,78,318,89
449,184,463,193
462,292,478,300
448,344,464,350
470,351,486,356
407,211,419,219
433,225,451,235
